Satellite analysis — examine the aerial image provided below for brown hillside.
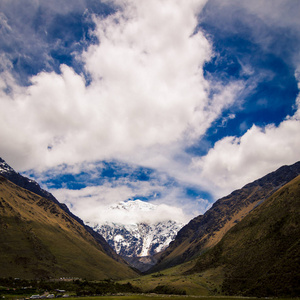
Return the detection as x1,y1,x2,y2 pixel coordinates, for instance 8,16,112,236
0,176,137,280
0,157,122,263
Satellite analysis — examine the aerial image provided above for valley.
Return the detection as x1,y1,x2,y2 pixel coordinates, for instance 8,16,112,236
1,1,300,299
0,158,299,297
0,277,297,300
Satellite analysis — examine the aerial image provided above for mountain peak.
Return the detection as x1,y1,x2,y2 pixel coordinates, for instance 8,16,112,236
91,199,184,271
110,200,156,212
93,219,184,272
0,157,16,174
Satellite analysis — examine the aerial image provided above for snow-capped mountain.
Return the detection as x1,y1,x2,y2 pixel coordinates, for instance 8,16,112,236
0,158,15,174
96,220,182,257
92,200,184,258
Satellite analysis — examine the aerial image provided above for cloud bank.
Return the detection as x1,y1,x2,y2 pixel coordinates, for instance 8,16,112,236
1,0,221,170
193,101,300,198
1,0,300,223
51,182,189,224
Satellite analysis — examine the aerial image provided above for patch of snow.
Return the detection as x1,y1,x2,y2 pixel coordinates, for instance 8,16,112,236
114,234,125,242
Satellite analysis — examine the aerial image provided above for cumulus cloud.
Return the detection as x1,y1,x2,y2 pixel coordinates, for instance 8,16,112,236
0,0,242,174
1,0,300,224
0,0,113,85
51,179,189,224
100,201,185,225
192,89,300,198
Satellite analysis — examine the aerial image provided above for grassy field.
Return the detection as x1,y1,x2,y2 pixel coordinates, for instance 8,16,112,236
2,296,299,300
21,296,300,300
118,260,224,296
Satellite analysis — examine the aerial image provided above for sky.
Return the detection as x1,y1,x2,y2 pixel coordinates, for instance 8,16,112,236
0,0,300,225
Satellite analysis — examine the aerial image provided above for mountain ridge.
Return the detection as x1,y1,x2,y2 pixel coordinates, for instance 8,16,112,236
125,172,300,297
151,161,300,272
96,220,183,257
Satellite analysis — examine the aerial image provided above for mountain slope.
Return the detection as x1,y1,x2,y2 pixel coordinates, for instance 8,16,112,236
0,175,137,280
152,161,300,271
188,174,300,297
0,157,120,263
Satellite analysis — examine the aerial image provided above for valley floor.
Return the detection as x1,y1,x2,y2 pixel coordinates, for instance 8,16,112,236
119,260,224,296
10,296,300,300
66,297,300,300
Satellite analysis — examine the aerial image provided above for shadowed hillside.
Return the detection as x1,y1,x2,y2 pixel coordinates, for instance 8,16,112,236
152,161,300,272
126,172,300,297
0,176,137,280
187,175,300,297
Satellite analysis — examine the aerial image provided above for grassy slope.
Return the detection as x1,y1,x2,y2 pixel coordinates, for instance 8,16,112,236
153,186,268,272
120,259,224,296
0,176,137,280
189,175,300,297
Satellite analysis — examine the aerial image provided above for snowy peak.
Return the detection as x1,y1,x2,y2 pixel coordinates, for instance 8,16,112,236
0,158,15,174
109,200,156,212
92,199,184,259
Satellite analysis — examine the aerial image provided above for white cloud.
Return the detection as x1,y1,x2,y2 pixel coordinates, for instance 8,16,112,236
51,179,189,224
100,202,186,225
1,0,242,174
192,91,300,198
203,0,300,66
1,0,299,225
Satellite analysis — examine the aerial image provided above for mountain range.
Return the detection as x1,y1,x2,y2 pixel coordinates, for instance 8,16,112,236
1,157,299,297
126,168,300,297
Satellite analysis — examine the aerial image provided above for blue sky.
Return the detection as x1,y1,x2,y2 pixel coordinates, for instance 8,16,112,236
1,0,300,224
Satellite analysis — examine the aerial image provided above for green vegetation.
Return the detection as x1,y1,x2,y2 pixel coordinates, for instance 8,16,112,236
0,277,140,299
59,297,300,300
0,278,299,300
122,176,300,298
63,297,300,300
120,261,224,296
153,162,300,274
